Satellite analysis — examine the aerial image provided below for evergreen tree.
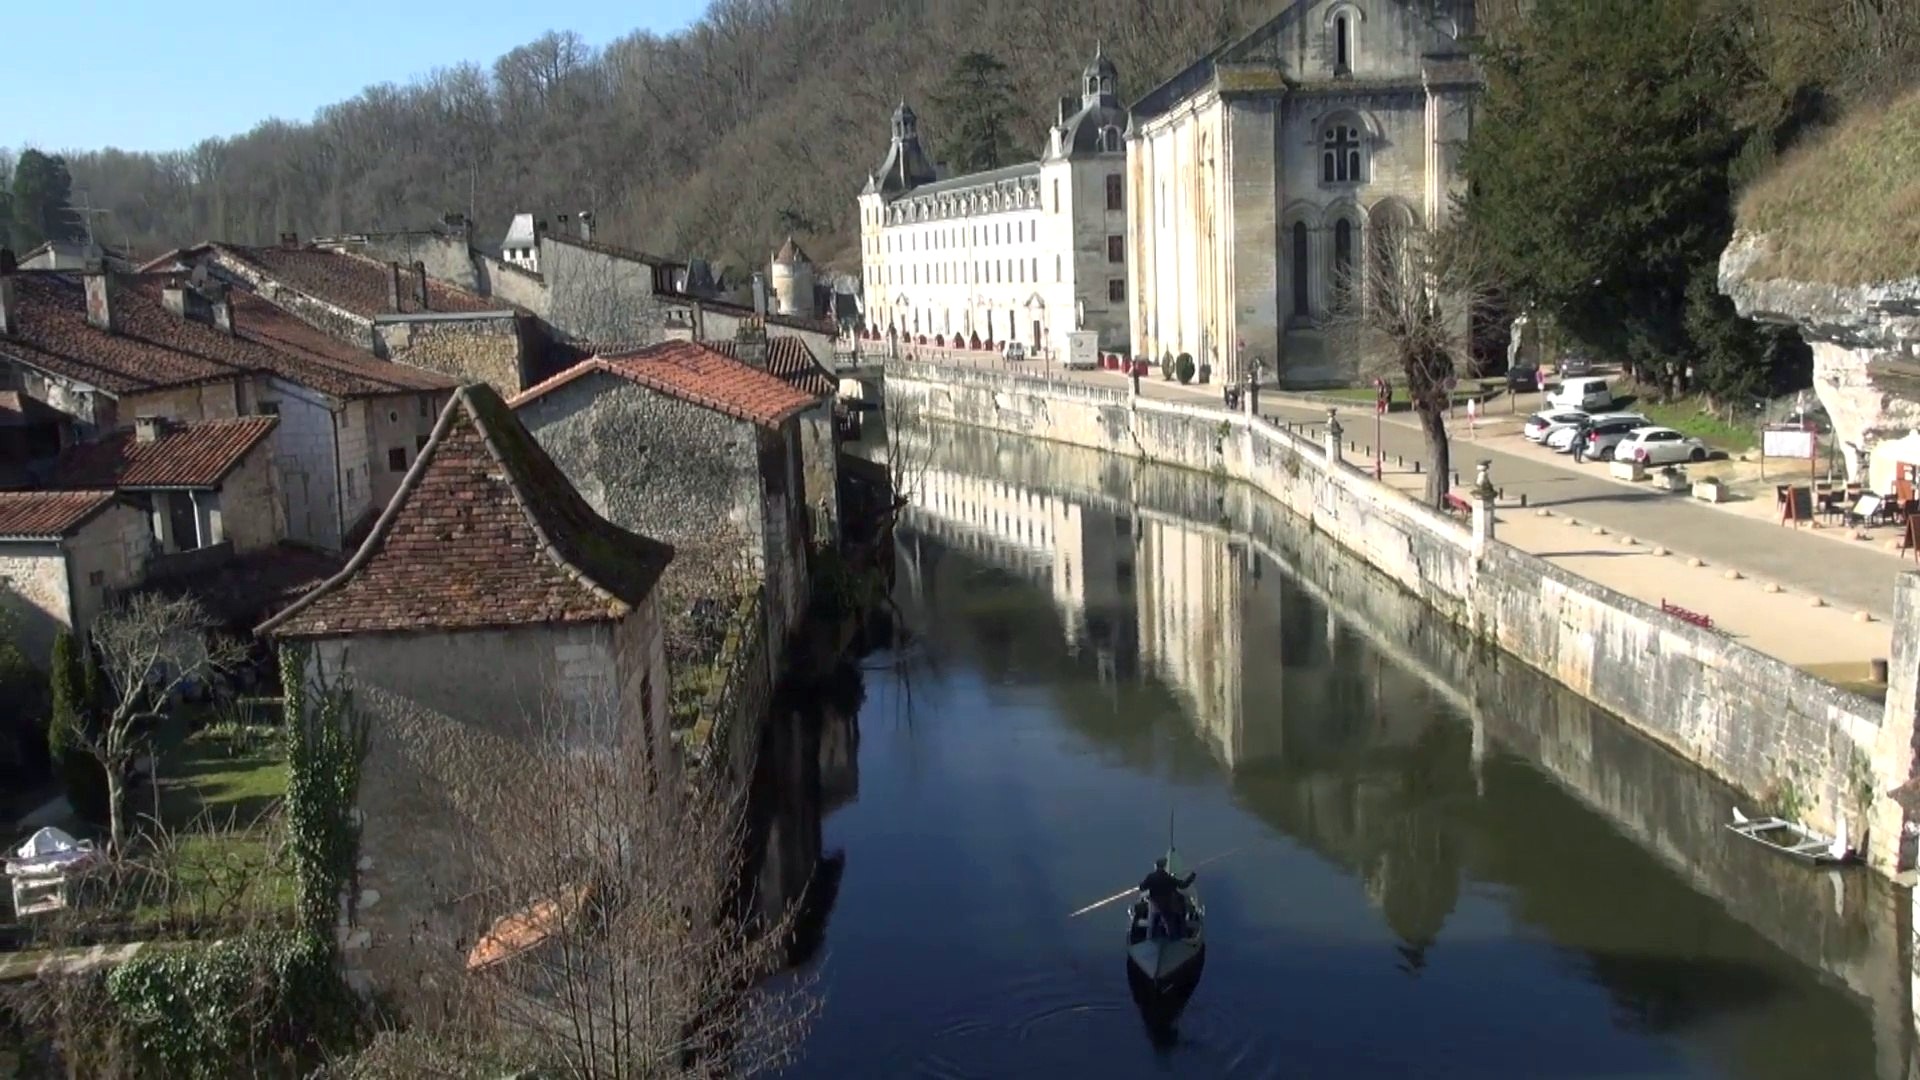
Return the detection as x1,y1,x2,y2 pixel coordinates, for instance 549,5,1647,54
47,630,110,824
1461,0,1763,397
0,627,49,781
8,149,79,253
932,52,1019,174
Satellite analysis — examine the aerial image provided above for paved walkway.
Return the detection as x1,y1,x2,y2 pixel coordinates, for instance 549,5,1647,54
901,354,1906,686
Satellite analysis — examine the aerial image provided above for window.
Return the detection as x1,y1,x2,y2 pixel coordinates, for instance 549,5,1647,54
1101,127,1122,153
259,402,280,417
345,468,356,500
1322,125,1363,183
1032,257,1038,280
1333,218,1355,304
388,447,407,472
1106,175,1124,211
89,570,104,587
1334,14,1352,73
340,408,351,429
1107,235,1125,263
1108,278,1126,302
1291,221,1311,316
417,395,430,417
416,434,430,451
1053,179,1060,212
1056,255,1062,281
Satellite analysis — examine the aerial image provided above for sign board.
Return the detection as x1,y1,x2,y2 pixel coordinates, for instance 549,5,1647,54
1762,427,1816,460
1065,331,1100,370
1781,485,1814,526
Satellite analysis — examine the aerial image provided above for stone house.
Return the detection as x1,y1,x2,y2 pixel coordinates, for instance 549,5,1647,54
511,340,821,667
46,414,283,563
0,490,151,661
148,237,547,397
707,331,842,545
0,256,458,552
256,383,675,1002
1126,0,1480,385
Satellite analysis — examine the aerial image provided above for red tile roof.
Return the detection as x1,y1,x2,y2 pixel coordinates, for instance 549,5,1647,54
0,272,457,400
49,415,278,490
219,244,504,318
510,340,818,428
259,384,674,638
706,336,835,398
0,490,116,539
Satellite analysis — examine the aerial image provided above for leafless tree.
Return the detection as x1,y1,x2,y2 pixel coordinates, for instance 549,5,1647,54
83,593,247,854
347,685,818,1079
1329,216,1497,509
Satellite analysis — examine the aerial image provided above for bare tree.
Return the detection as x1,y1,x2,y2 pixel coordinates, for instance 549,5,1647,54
85,593,246,853
349,685,818,1079
1330,216,1496,509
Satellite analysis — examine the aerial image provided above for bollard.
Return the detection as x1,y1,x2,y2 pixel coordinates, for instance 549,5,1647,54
1519,493,1528,508
1872,657,1890,684
1413,460,1422,474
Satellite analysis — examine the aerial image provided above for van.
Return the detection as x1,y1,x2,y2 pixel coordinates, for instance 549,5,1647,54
1549,376,1613,412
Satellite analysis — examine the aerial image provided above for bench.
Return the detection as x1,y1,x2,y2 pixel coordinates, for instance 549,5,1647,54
1661,599,1713,630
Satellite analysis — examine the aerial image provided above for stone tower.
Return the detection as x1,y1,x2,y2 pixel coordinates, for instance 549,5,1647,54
770,236,815,318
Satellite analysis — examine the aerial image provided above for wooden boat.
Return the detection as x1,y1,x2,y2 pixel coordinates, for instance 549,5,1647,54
1126,847,1206,988
1726,807,1858,866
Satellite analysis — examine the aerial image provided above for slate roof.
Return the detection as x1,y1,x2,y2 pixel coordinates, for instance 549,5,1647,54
0,272,456,400
216,244,504,318
0,490,117,540
774,237,811,266
511,340,819,429
49,415,278,490
706,336,835,398
258,384,674,638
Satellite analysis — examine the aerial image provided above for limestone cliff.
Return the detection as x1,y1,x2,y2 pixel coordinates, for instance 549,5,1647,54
1720,233,1920,481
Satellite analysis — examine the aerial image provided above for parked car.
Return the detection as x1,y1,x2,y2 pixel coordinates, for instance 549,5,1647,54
1578,415,1657,462
1547,412,1649,454
1507,363,1542,392
1002,342,1028,363
1557,353,1596,378
1613,426,1711,465
1547,376,1614,412
1524,409,1588,444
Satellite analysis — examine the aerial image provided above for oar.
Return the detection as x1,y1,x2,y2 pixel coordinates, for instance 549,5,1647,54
1066,847,1242,919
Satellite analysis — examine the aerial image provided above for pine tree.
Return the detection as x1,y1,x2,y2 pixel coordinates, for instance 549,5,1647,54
932,52,1019,174
47,630,110,824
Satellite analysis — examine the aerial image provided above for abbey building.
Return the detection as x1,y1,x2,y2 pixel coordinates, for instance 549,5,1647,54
1128,0,1478,386
857,52,1132,356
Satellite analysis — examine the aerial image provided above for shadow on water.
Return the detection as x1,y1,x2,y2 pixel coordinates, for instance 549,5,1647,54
781,420,1914,1080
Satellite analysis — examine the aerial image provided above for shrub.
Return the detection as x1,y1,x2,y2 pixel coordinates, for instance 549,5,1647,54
0,633,49,783
47,631,110,824
1176,353,1196,384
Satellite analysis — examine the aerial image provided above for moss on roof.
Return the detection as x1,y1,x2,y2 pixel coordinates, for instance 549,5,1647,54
1735,85,1920,286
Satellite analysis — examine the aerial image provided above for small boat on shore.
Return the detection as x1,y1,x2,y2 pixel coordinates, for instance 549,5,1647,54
1727,807,1858,866
1126,848,1206,990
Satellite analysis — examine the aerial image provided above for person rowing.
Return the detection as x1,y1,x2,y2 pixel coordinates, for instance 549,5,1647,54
1139,857,1197,939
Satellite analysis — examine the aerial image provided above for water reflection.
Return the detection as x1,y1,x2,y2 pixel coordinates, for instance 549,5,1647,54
785,421,1911,1079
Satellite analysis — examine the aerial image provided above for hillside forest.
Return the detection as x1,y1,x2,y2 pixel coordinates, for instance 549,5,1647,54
2,0,1916,402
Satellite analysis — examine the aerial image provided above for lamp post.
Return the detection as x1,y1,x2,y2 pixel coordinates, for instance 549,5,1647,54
1373,379,1387,480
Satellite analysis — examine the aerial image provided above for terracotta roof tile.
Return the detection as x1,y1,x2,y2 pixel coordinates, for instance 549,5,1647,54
0,272,457,400
259,384,674,638
0,490,116,539
49,415,277,490
510,341,818,428
220,244,504,318
706,336,835,398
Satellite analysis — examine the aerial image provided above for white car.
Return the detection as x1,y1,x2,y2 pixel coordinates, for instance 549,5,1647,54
1546,411,1649,454
1524,409,1588,443
1613,426,1711,465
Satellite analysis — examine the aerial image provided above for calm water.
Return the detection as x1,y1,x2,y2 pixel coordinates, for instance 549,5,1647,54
783,422,1909,1080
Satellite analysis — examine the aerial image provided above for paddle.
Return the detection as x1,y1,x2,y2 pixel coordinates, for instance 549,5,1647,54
1066,847,1241,919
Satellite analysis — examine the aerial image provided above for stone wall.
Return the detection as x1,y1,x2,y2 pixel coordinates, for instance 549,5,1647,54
885,358,1911,874
0,543,70,663
473,254,551,317
799,406,840,545
120,381,245,428
538,237,670,344
215,443,283,553
374,314,526,397
256,379,343,550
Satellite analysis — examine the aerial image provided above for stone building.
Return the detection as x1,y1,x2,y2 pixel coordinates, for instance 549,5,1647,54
0,256,457,552
47,414,283,560
257,383,675,1004
511,339,823,667
857,51,1133,355
0,490,151,661
148,238,543,397
1127,0,1478,386
706,330,842,546
771,237,817,318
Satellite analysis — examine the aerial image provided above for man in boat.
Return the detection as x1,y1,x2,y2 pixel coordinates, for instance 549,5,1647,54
1139,858,1197,939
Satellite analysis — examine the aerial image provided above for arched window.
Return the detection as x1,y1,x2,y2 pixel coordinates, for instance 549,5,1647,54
1321,124,1364,184
1088,76,1100,94
1100,75,1115,95
1290,221,1311,317
1335,15,1351,74
1101,127,1122,153
1333,218,1355,307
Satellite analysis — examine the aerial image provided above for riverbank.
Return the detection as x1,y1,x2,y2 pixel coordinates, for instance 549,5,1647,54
883,358,1918,879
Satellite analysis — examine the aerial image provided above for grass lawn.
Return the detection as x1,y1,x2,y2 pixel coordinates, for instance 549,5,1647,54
1636,396,1758,455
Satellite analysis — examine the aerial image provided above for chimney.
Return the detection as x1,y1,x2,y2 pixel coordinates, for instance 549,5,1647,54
412,260,430,311
279,232,299,250
577,210,595,242
134,416,168,444
0,248,19,337
733,316,769,369
386,261,403,312
750,272,769,317
84,259,121,334
208,283,234,336
442,211,469,240
162,283,190,318
663,308,696,342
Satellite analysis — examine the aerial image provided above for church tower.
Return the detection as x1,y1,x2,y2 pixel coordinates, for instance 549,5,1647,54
864,102,940,197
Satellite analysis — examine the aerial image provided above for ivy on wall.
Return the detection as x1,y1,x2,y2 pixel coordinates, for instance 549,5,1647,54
279,644,370,935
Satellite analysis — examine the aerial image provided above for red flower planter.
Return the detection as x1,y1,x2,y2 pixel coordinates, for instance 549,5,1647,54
1132,359,1150,377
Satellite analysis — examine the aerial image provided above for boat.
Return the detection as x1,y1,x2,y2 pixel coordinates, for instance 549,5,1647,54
1125,847,1206,990
1726,807,1859,866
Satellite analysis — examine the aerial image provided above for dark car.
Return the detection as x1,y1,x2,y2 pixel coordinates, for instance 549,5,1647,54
1506,363,1542,392
1557,354,1595,378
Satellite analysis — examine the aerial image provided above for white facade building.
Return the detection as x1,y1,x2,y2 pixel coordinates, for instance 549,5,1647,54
501,214,540,274
858,52,1133,356
1128,0,1478,386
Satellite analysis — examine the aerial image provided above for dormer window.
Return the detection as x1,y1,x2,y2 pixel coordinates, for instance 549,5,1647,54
1088,76,1100,95
1100,75,1114,95
1101,127,1122,153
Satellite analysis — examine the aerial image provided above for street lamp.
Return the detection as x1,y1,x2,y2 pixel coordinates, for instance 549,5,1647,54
1373,379,1387,480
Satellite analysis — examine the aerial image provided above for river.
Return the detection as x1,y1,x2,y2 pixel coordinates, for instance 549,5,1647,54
779,419,1911,1080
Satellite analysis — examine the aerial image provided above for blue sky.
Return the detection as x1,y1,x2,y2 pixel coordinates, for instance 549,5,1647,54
9,0,711,155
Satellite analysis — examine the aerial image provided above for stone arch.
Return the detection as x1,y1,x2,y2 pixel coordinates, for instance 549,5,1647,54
1316,109,1378,185
1323,2,1366,75
1323,199,1365,312
1366,198,1419,311
1281,201,1323,323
